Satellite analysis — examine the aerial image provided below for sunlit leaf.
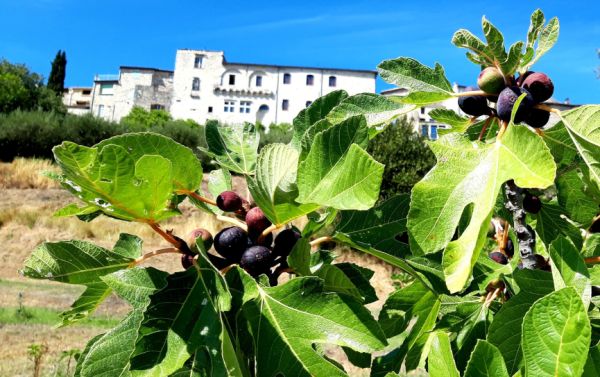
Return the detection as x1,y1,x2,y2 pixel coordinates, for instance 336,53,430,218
199,121,259,175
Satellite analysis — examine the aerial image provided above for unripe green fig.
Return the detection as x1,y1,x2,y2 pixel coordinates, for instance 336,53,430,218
216,191,244,212
186,228,213,254
477,67,506,94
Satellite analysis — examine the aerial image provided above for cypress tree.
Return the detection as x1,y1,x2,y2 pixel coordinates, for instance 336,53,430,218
47,50,67,95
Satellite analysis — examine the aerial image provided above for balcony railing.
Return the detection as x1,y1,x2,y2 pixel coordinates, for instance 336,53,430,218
95,74,119,81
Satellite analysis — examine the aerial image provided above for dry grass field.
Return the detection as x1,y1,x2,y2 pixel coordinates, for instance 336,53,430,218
0,159,423,377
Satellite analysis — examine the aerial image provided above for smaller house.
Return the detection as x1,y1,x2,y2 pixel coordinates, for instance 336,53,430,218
63,87,93,115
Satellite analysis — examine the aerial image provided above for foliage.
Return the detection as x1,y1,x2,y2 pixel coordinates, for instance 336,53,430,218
367,117,436,200
0,58,64,113
19,8,600,377
121,106,173,129
47,50,67,96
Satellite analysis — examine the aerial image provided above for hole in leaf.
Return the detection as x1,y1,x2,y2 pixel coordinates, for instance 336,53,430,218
100,178,113,183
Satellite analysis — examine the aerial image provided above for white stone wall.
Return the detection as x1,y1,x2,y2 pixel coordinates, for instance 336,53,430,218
170,49,377,126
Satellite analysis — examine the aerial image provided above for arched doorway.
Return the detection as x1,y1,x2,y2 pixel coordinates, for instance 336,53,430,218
256,104,269,125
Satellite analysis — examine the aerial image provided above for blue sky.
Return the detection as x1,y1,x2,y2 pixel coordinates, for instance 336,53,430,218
1,0,599,104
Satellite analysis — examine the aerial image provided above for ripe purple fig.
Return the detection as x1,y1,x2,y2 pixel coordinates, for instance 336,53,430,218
216,191,244,212
186,228,213,254
240,246,273,277
477,67,506,95
214,226,248,262
522,72,554,103
505,239,515,258
497,86,534,123
458,86,490,117
523,194,542,214
272,229,302,259
246,207,272,240
524,108,550,129
181,253,195,270
489,251,508,265
517,71,535,87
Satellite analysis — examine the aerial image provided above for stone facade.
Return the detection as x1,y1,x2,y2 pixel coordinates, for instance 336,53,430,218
63,87,93,115
90,49,377,125
91,67,174,121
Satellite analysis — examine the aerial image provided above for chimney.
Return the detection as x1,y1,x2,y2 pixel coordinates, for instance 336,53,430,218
565,98,570,105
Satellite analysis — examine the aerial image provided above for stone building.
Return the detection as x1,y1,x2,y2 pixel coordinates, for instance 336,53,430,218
90,49,377,125
62,87,93,115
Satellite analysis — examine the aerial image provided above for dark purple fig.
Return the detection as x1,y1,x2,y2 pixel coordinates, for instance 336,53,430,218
534,254,548,269
517,71,535,87
523,194,542,214
458,86,490,116
506,239,515,258
522,72,554,103
181,253,195,270
214,226,248,262
497,86,534,123
217,191,244,212
240,246,273,277
489,251,508,265
524,108,550,129
272,229,302,259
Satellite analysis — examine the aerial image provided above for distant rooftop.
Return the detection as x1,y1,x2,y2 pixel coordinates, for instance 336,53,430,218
120,66,174,73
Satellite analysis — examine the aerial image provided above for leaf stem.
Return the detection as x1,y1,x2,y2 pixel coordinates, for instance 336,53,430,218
188,191,217,206
478,117,494,141
258,224,281,244
149,223,183,248
220,265,235,274
215,215,248,231
504,180,538,269
454,90,498,98
310,236,332,246
585,256,600,264
131,247,182,266
534,104,562,116
502,221,510,251
497,120,509,139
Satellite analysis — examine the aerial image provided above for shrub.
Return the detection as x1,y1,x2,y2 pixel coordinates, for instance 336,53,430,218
367,117,436,200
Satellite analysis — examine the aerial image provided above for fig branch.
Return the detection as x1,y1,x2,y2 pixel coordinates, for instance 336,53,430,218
131,247,183,266
310,236,332,246
215,215,248,231
504,180,538,269
149,223,183,249
454,90,499,98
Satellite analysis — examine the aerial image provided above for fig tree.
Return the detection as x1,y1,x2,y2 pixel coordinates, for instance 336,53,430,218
216,191,244,212
497,86,534,123
522,72,554,103
523,194,542,214
458,86,490,116
524,108,550,128
246,207,272,240
477,67,506,94
489,251,508,265
186,228,213,254
240,246,273,277
272,229,302,258
214,226,248,262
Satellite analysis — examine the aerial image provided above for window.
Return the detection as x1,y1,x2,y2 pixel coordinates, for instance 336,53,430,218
194,55,205,68
256,76,262,87
430,125,438,139
283,73,291,84
208,106,213,113
422,125,428,137
282,100,289,111
82,90,91,96
192,78,200,91
100,84,114,95
306,75,314,86
329,76,337,87
168,75,173,83
259,105,269,111
421,108,425,114
306,101,312,107
133,70,139,79
240,101,251,114
98,105,105,117
229,75,235,85
224,100,236,112
151,104,165,110
129,89,135,100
